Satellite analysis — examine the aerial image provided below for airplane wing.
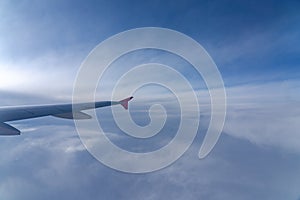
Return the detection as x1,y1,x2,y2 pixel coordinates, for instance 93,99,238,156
0,96,133,136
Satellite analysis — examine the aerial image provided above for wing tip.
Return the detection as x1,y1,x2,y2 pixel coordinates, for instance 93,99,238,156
119,96,133,110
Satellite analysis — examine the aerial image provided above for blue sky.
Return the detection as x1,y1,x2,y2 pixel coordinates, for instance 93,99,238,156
0,0,300,199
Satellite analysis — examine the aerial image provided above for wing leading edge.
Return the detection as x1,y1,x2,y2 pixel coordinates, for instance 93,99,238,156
0,96,133,136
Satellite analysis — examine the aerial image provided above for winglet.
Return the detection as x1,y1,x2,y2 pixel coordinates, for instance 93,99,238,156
119,96,133,110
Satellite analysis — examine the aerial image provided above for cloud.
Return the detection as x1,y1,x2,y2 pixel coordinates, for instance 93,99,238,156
0,1,300,199
1,120,300,200
0,51,82,101
224,80,300,153
0,177,38,200
0,72,299,200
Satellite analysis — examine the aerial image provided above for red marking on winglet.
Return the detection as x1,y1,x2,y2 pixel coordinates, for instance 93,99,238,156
119,96,133,110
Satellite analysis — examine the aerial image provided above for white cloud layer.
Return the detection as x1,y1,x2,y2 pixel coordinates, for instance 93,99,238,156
224,80,300,153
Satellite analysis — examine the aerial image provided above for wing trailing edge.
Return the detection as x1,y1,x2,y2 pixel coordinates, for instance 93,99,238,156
52,111,92,119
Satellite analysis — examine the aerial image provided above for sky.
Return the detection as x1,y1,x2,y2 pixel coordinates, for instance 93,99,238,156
1,0,300,199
